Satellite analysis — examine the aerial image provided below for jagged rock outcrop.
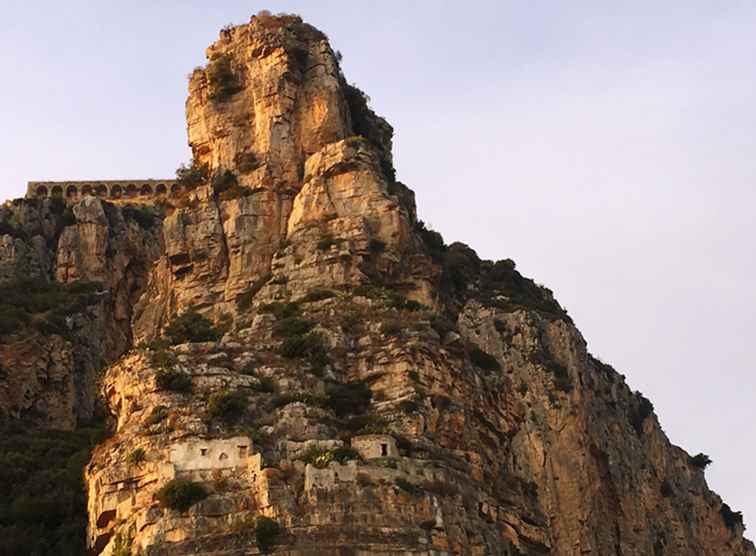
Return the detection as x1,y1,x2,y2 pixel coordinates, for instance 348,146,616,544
1,11,752,556
0,198,162,427
82,13,754,556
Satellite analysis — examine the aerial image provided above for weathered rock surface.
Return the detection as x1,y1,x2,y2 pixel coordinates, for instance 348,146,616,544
0,197,162,427
1,11,752,556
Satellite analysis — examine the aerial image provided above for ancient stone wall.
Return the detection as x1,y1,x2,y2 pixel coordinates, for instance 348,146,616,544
26,180,178,202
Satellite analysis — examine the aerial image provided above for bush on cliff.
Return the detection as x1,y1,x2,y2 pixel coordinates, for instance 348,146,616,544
206,54,242,101
469,346,501,372
156,479,207,512
689,453,712,469
207,390,248,423
325,381,372,417
0,419,106,555
164,309,221,345
254,515,281,553
155,369,192,393
175,160,209,189
0,279,101,338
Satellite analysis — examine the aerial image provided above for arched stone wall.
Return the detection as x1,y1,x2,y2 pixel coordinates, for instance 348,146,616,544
26,180,178,202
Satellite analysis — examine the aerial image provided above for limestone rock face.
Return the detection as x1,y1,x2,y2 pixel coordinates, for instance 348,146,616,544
1,12,752,556
186,16,351,186
0,197,162,427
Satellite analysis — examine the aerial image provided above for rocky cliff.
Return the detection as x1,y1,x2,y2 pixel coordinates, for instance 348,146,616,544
1,12,752,556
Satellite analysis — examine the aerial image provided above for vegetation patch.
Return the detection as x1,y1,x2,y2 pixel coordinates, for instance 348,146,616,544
175,160,209,189
721,503,744,531
273,317,314,338
155,369,192,393
260,301,299,319
395,478,424,497
469,347,501,372
206,54,243,101
301,288,337,303
629,393,654,435
254,515,281,553
145,405,169,426
164,308,221,345
156,479,207,512
317,236,339,251
126,448,146,466
689,453,712,469
0,279,101,338
0,419,106,554
325,381,372,417
207,390,248,423
122,205,159,230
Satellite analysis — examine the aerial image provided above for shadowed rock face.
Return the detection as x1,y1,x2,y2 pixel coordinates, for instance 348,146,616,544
1,12,752,556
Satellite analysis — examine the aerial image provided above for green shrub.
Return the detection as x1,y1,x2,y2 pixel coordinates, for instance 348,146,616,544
156,479,207,512
175,160,209,189
0,279,101,338
122,205,158,229
301,288,337,302
126,448,146,466
112,531,134,556
325,381,372,417
145,405,169,426
260,301,299,319
254,516,281,553
317,237,338,251
300,445,333,468
0,420,106,555
395,478,423,497
629,393,654,435
469,347,501,372
415,220,446,262
273,317,314,338
279,333,328,371
251,377,276,393
212,169,237,194
689,453,712,469
151,349,177,370
207,390,247,423
155,369,192,393
164,308,221,345
206,55,242,101
721,503,744,531
330,446,360,464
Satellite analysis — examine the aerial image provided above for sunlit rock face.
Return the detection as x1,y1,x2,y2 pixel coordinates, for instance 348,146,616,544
0,11,751,556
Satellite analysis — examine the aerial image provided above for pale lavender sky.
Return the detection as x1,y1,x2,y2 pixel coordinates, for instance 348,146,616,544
1,1,754,527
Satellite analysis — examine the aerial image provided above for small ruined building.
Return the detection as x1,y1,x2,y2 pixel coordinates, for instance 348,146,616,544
27,180,179,202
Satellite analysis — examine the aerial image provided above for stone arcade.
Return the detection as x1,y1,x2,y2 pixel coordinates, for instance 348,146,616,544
27,180,178,202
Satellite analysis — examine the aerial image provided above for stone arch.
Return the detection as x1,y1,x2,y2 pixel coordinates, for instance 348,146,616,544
126,184,138,198
170,183,181,195
156,184,167,195
111,185,123,199
35,185,48,197
140,184,153,196
51,186,63,198
66,185,78,198
95,184,108,197
82,185,93,196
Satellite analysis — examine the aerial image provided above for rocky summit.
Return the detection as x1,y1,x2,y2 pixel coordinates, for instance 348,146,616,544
0,12,752,556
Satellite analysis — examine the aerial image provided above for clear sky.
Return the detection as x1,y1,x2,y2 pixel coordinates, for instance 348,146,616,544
1,1,754,527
